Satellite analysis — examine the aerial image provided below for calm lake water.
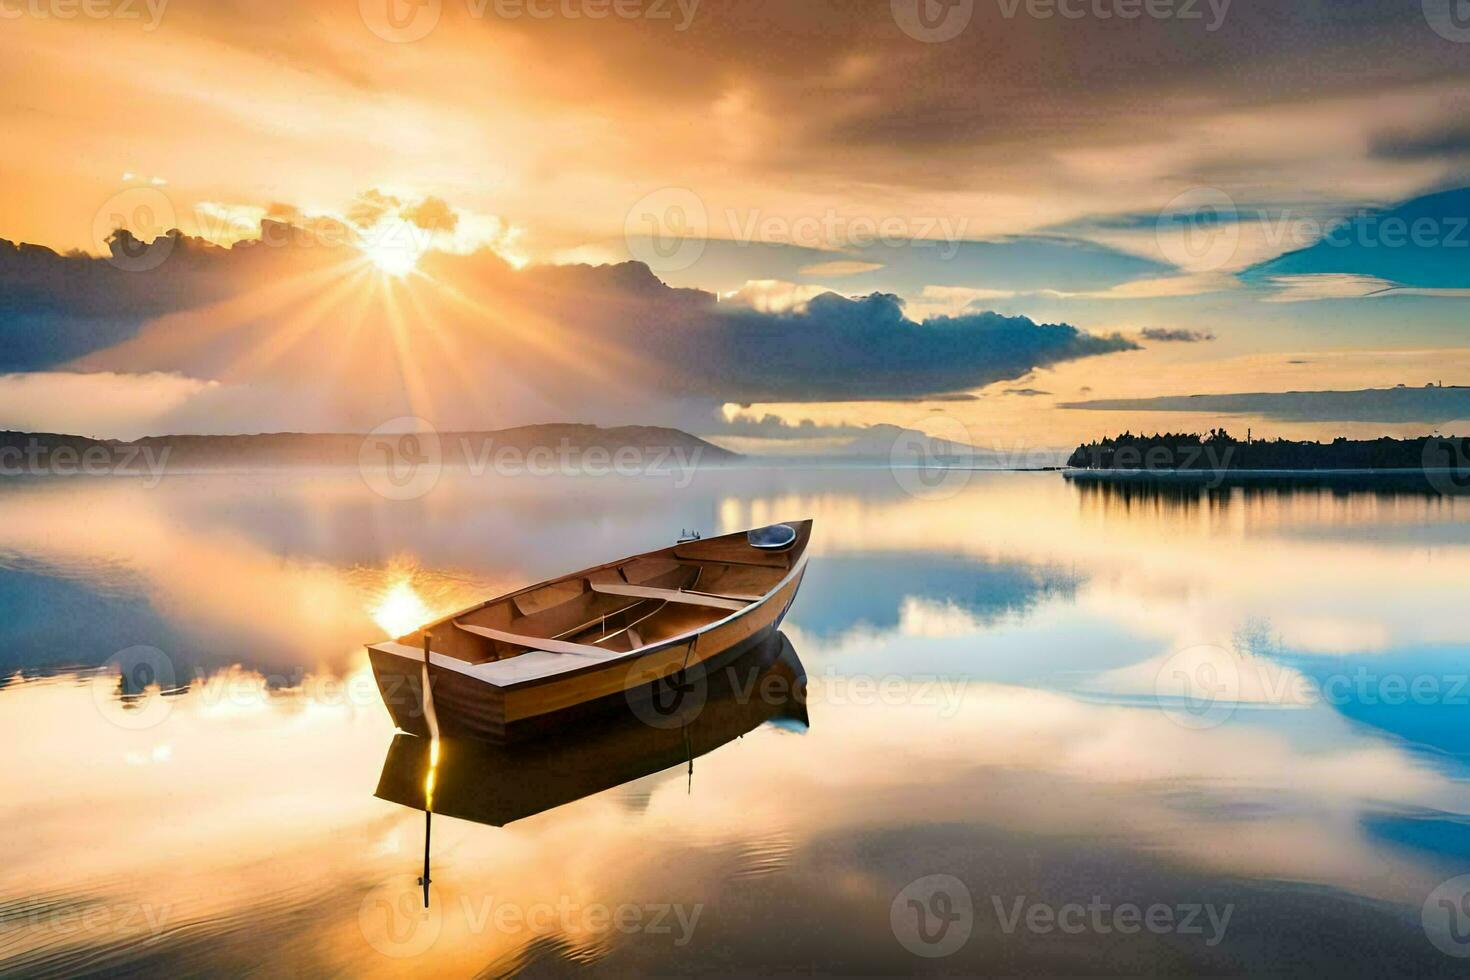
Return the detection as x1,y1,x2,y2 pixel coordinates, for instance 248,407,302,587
3,466,1470,976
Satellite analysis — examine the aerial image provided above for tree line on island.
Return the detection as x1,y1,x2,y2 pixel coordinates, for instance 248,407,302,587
1067,430,1470,471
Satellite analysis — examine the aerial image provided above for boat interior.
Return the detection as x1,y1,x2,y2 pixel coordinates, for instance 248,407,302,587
382,522,810,669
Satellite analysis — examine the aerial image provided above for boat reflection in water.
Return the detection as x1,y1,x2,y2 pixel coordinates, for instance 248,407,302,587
374,632,807,900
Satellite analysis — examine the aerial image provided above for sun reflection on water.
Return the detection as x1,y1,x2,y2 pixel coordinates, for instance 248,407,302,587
361,559,491,642
371,577,432,638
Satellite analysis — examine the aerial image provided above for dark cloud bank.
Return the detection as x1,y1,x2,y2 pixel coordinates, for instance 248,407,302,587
1060,386,1470,424
0,226,1137,412
1140,328,1214,343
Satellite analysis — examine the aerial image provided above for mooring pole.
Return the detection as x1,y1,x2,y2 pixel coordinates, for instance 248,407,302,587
419,809,432,908
419,631,435,907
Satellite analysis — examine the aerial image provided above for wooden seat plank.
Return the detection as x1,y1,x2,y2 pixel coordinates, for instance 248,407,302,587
455,622,623,659
588,581,749,610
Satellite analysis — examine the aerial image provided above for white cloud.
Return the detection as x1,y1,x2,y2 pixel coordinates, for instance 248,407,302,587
0,372,216,440
1261,274,1401,303
797,260,884,277
719,279,834,313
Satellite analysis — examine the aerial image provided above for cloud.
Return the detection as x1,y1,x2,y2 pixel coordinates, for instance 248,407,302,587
643,235,1172,297
905,284,1019,319
720,279,833,313
401,196,458,233
1076,273,1241,300
711,412,871,440
1058,386,1470,424
8,0,1468,281
1370,121,1470,161
0,231,345,371
0,371,216,440
1261,274,1470,303
1139,328,1216,343
0,225,1138,433
703,292,1137,402
1259,275,1400,303
1245,187,1470,291
798,260,883,277
702,412,977,458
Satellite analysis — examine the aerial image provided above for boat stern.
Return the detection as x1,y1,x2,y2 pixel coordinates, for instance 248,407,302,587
367,642,435,737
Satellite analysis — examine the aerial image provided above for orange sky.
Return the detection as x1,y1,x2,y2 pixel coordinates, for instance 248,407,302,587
1,2,1468,445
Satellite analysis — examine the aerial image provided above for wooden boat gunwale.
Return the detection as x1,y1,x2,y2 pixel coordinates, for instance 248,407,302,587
366,521,810,692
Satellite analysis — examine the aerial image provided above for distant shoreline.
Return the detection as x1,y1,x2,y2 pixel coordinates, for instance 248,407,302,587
1064,467,1468,493
0,425,737,481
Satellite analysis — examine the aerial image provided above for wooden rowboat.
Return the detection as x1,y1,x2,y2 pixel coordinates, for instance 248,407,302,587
367,520,812,742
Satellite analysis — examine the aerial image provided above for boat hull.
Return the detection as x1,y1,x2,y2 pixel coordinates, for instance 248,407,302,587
374,631,807,825
369,550,806,743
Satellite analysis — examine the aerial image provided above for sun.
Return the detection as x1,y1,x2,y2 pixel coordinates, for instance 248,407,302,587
359,216,430,277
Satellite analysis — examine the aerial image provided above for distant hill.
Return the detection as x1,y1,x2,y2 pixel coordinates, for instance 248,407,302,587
0,424,737,477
